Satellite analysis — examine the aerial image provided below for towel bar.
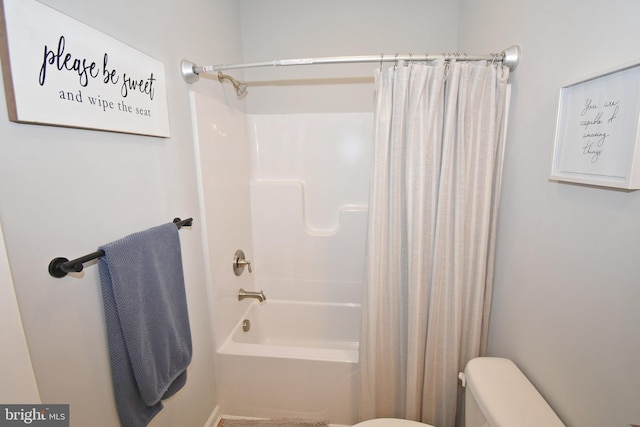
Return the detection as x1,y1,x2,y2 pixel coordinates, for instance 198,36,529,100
48,217,193,278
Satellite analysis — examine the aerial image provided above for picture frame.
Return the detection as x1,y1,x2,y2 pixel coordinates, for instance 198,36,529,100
550,61,640,189
0,0,170,137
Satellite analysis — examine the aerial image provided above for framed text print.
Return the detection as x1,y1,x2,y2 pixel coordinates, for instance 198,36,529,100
550,61,640,189
0,0,170,137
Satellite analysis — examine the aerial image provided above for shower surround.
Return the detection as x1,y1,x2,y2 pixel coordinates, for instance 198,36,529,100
192,93,372,423
247,112,372,303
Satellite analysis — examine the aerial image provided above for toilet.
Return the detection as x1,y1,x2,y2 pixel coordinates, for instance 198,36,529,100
353,357,565,427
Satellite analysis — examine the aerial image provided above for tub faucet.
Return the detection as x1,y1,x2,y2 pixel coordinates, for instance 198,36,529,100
238,288,266,302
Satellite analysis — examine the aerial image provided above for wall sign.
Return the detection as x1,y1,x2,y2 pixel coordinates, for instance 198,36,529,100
550,61,640,189
0,0,170,137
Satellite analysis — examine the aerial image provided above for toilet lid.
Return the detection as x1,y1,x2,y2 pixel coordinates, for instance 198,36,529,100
353,418,433,427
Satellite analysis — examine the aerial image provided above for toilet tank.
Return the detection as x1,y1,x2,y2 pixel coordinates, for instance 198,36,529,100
464,357,565,427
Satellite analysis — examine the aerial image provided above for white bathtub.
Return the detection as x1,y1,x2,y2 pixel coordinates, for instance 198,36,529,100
215,300,361,424
219,300,360,362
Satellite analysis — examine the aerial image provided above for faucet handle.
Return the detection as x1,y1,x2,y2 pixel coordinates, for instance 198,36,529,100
237,258,252,273
233,249,252,276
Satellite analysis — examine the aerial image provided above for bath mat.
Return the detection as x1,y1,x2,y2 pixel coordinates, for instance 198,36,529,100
218,417,329,427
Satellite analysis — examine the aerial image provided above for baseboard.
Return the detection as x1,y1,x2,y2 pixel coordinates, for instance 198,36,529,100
204,405,221,427
210,413,349,427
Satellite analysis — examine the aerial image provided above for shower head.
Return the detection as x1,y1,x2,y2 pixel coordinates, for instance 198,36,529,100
218,71,248,97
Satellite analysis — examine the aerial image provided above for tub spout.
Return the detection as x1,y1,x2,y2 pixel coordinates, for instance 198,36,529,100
238,288,266,302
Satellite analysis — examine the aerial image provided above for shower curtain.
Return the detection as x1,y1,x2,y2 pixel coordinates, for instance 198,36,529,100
358,60,510,427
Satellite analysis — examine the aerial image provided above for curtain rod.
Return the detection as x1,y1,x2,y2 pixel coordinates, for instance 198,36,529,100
48,217,193,278
181,45,520,84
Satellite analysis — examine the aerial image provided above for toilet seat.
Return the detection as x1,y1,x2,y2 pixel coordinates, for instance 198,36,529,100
353,418,433,427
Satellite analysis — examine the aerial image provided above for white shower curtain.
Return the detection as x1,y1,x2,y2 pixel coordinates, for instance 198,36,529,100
359,60,510,427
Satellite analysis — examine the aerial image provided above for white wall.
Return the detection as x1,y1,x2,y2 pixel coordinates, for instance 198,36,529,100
0,223,41,404
239,0,460,114
458,1,640,426
0,1,245,425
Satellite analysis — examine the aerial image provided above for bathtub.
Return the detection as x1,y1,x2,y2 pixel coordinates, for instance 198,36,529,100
220,300,360,362
215,300,361,424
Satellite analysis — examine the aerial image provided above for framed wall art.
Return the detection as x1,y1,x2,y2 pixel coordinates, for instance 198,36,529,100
550,61,640,189
0,0,170,137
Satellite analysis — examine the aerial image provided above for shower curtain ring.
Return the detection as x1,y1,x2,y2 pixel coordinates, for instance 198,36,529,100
394,53,399,69
379,53,384,71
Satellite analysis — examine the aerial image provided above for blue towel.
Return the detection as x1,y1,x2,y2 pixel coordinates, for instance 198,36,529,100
98,222,192,427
